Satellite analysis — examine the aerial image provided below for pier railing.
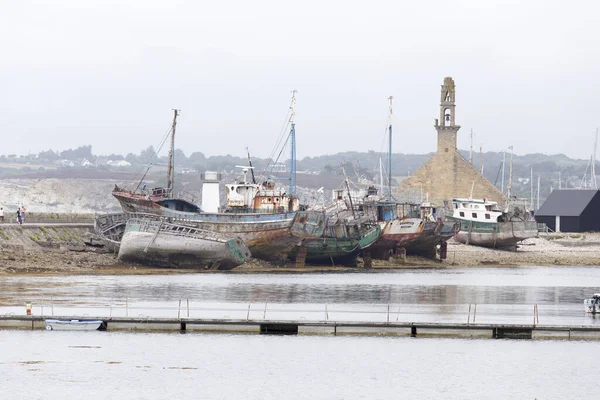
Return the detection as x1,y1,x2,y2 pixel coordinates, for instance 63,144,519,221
0,301,553,326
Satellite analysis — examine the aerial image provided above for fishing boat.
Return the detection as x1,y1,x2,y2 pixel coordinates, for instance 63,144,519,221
359,97,458,260
446,197,538,248
291,199,381,266
118,214,251,270
364,199,459,259
584,293,600,314
109,94,326,264
45,319,103,331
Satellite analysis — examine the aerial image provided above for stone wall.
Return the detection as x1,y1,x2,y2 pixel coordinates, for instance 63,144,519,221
399,151,506,207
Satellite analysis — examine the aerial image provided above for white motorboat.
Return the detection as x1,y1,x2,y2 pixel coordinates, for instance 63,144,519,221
44,319,103,331
584,294,600,314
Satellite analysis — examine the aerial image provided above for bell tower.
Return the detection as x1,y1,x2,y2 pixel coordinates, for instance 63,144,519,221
435,77,461,154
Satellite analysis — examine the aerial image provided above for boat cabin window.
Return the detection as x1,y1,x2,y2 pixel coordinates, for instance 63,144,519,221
459,211,464,217
474,205,479,209
485,214,490,219
485,205,492,211
472,212,477,218
453,203,458,209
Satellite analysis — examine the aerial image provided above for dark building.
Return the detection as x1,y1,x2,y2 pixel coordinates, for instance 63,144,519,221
535,189,600,232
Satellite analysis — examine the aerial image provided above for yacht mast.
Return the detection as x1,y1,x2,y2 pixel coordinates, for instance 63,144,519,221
289,90,297,197
387,96,393,201
166,109,179,197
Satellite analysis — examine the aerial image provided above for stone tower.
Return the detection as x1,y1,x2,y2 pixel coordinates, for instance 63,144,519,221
398,77,506,207
436,77,460,154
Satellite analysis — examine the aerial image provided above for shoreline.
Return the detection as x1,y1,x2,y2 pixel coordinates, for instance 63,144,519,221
0,233,599,276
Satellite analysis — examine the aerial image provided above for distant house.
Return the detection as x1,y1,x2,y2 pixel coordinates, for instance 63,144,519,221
535,189,600,233
80,159,93,167
56,159,75,167
107,160,131,167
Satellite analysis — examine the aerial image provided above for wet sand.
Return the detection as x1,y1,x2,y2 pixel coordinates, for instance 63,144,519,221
0,233,599,276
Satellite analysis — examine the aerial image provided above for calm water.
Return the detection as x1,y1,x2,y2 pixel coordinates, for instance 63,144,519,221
1,267,600,325
2,267,600,399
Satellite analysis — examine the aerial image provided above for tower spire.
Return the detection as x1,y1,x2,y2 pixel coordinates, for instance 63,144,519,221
434,77,461,155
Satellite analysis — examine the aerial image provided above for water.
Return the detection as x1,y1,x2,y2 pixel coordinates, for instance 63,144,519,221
2,267,600,325
1,332,599,399
2,267,600,399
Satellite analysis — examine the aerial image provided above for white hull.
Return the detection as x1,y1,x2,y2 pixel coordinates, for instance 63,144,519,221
584,296,600,313
118,230,249,269
45,319,102,331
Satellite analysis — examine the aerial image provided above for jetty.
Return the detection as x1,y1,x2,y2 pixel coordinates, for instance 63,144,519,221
2,314,600,340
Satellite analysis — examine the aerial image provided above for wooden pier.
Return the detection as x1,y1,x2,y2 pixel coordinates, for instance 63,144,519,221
2,315,600,340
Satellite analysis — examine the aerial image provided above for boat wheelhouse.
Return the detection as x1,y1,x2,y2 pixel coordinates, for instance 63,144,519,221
447,197,538,248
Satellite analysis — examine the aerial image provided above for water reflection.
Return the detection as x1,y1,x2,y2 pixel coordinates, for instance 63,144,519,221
1,267,600,326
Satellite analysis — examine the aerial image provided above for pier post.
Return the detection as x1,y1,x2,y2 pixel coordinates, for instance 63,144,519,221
411,325,417,337
440,241,447,260
180,322,186,334
295,246,307,268
362,251,372,269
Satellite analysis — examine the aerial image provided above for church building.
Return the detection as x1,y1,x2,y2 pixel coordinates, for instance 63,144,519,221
398,77,506,207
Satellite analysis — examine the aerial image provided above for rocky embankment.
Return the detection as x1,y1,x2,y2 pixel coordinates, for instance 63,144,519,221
0,223,599,275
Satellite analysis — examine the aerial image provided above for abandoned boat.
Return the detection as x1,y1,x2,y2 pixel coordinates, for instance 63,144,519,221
363,198,459,259
293,179,381,266
446,197,538,248
359,98,458,260
111,95,326,263
94,212,132,252
584,293,600,314
117,214,251,270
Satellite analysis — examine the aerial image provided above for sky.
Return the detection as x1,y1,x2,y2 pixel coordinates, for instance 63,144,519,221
1,0,599,160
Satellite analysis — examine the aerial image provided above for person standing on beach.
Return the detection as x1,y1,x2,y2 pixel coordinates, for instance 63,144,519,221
0,207,4,223
20,206,26,223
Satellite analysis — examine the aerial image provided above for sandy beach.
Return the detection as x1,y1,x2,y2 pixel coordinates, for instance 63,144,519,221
0,232,599,276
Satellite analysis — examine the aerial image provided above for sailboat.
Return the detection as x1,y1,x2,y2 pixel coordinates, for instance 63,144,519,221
108,95,326,264
361,97,459,260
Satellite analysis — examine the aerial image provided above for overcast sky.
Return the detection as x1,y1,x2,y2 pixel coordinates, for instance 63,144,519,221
1,0,599,160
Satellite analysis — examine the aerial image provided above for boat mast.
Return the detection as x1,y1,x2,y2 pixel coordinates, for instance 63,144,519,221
530,166,533,209
535,174,542,210
387,96,393,201
246,147,257,184
592,128,598,189
289,90,297,198
507,145,513,199
501,150,506,195
379,157,384,197
166,109,179,197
